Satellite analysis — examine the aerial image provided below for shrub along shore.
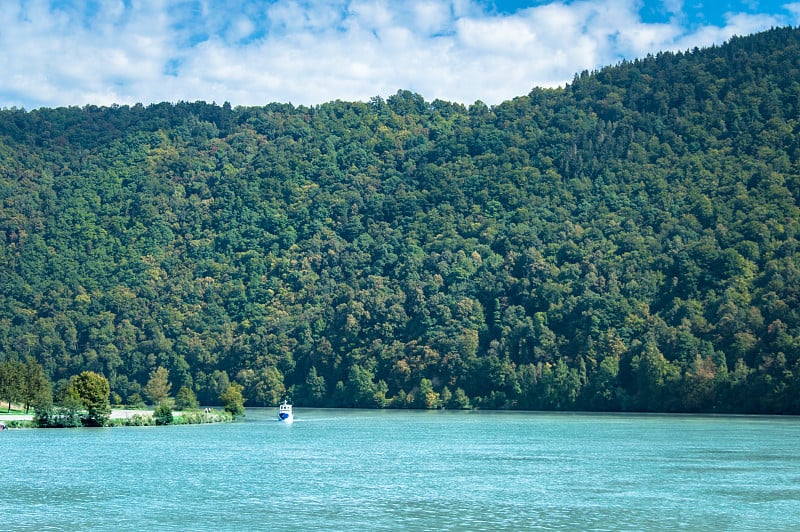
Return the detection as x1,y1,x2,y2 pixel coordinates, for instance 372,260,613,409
0,407,236,429
1,368,246,429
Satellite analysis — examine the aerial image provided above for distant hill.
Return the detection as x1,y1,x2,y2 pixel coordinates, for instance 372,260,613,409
1,26,798,413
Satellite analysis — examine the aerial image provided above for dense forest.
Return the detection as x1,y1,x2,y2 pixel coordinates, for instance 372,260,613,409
1,27,799,413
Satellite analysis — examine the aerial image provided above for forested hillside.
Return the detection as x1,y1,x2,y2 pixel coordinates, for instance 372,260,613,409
1,27,799,412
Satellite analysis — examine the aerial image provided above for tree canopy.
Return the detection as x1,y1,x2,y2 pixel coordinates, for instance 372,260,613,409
1,27,799,413
71,371,111,426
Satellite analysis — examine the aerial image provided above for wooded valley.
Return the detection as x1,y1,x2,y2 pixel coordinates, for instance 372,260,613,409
1,27,798,413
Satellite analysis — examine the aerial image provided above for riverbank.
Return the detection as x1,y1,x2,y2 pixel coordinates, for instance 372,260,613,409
0,409,163,422
0,407,235,427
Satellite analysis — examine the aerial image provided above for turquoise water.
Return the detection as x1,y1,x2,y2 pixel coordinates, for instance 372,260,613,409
2,410,799,530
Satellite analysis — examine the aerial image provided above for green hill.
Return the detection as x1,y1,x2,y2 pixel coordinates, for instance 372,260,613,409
1,26,798,412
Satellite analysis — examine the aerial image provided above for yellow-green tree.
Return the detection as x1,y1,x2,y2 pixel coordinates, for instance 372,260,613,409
219,383,245,417
71,371,111,426
144,366,172,405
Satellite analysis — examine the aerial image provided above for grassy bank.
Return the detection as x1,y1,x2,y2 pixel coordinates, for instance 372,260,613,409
109,409,234,427
1,408,237,429
2,419,35,429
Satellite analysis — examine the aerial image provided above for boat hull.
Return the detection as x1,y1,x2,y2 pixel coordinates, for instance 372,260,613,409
278,401,293,423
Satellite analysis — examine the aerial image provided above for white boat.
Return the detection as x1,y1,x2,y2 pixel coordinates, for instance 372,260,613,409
277,400,294,423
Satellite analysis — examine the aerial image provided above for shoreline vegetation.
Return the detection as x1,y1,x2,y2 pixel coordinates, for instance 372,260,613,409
0,368,245,429
0,407,235,429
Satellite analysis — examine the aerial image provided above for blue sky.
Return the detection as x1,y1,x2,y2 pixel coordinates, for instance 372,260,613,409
1,0,797,109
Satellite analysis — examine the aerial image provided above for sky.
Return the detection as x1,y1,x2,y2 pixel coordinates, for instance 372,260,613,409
0,0,797,109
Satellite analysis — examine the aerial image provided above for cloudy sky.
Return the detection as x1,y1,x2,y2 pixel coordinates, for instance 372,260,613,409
1,0,797,109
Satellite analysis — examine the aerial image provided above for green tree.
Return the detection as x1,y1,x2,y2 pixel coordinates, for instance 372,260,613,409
153,403,174,425
143,366,172,405
220,382,245,417
21,357,52,412
448,387,471,409
303,366,327,406
174,386,199,410
682,354,722,412
70,371,111,426
0,360,23,411
54,378,84,410
633,343,681,412
415,378,440,409
240,366,285,406
127,393,146,409
345,364,387,408
585,354,621,411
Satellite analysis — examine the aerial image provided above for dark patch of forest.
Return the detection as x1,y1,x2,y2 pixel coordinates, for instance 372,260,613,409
1,27,799,412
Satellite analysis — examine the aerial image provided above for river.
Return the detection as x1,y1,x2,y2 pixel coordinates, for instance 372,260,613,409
2,409,799,530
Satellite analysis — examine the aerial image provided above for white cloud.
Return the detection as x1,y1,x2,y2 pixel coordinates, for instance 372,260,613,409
226,16,256,42
0,0,795,109
411,1,452,35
